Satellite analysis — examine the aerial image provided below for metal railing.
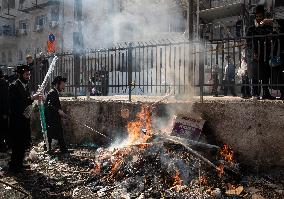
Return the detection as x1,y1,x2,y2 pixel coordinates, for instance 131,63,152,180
37,39,195,100
28,33,284,101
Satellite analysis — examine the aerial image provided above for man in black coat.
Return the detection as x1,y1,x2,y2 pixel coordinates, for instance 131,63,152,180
0,69,9,152
44,76,68,153
246,5,275,100
9,65,41,172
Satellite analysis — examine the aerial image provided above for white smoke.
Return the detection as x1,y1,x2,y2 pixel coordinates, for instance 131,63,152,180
63,0,186,49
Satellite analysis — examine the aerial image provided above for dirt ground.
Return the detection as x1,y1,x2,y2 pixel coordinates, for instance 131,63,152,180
0,143,283,199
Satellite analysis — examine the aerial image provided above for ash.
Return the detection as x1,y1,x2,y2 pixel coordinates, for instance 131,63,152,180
0,141,283,199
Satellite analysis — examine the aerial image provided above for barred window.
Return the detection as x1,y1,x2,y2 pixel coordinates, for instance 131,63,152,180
2,52,6,63
18,50,23,61
8,51,12,63
2,0,15,9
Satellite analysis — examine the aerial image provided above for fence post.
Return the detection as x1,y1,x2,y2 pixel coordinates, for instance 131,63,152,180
199,41,204,102
74,53,80,99
128,42,133,102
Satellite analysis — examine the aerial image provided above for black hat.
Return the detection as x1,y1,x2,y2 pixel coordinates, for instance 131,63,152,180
255,5,265,14
52,76,67,85
16,64,32,74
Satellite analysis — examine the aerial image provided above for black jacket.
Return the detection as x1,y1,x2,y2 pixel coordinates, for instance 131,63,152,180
246,24,273,63
44,88,63,139
0,78,9,116
9,79,33,148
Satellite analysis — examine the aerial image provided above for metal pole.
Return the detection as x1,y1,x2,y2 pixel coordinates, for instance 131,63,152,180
196,0,203,102
196,0,200,39
188,0,193,40
128,43,133,102
188,0,194,96
61,0,64,53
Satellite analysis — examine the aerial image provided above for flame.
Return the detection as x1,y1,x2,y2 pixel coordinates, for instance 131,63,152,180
127,105,152,147
172,170,182,186
110,150,126,174
111,159,122,173
216,164,225,177
227,183,237,190
108,105,152,178
91,162,101,174
219,144,234,162
199,176,208,186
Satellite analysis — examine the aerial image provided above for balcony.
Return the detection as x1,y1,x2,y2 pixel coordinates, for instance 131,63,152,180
209,0,243,8
0,26,17,47
199,1,246,23
19,0,60,12
0,35,17,48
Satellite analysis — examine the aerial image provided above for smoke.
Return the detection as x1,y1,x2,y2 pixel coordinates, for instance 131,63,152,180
62,0,185,50
60,0,203,98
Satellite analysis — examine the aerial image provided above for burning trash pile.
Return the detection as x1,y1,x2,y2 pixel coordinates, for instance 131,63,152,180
69,105,243,198
1,105,284,198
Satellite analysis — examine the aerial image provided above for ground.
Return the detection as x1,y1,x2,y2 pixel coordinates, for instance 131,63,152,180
0,142,283,199
2,96,284,199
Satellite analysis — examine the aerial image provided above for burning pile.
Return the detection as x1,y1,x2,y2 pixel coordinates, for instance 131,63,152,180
2,106,283,198
73,105,243,198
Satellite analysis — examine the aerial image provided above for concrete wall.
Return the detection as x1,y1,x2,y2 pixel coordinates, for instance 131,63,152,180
193,99,284,168
31,97,284,168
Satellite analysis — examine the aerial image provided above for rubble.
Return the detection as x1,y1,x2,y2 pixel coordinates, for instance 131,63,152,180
0,142,283,198
0,105,283,198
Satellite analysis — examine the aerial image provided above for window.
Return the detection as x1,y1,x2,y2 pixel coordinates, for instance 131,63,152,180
8,51,12,63
19,0,26,9
51,5,59,21
108,0,114,14
35,15,47,27
2,0,8,9
18,50,23,61
119,0,126,12
19,0,26,5
9,0,15,9
2,25,13,36
74,0,82,21
2,0,15,9
2,52,6,63
25,49,30,56
19,20,27,30
38,16,46,26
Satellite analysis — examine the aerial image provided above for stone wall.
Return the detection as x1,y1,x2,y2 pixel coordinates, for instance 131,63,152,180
31,96,284,168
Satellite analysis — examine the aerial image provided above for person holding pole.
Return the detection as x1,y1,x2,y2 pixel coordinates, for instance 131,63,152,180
44,76,68,153
8,65,42,173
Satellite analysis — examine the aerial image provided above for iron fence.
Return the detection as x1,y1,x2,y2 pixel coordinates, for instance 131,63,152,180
44,39,195,100
29,33,284,101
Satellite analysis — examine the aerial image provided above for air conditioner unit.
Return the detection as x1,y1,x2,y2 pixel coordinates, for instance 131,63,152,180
36,25,43,32
50,21,59,28
19,29,27,35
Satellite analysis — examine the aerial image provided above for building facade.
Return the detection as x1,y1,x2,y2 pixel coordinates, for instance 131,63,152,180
0,0,186,68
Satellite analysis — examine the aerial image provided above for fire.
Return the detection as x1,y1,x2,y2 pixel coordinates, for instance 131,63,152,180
199,176,208,186
227,183,237,190
91,162,101,174
172,170,182,186
110,150,126,174
127,105,152,146
219,144,234,162
216,164,225,177
111,159,122,173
